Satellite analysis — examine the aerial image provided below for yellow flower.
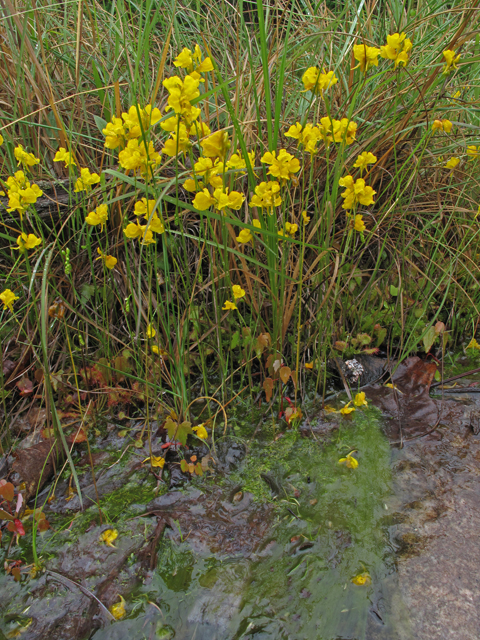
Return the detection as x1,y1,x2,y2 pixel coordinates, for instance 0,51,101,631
353,43,381,72
353,214,366,233
103,117,126,149
183,178,199,192
261,149,300,181
0,133,3,145
305,362,314,369
253,219,262,230
226,149,255,173
99,528,118,547
200,130,230,160
302,67,338,94
249,181,282,213
339,403,356,416
237,228,253,244
96,248,117,270
339,450,358,467
467,145,478,159
353,151,377,173
222,300,237,311
285,122,303,139
53,147,76,167
134,198,155,217
302,210,311,224
0,288,19,311
109,595,126,620
467,338,480,350
142,455,165,468
442,49,460,75
147,214,165,235
354,392,368,407
85,204,108,230
174,47,193,68
445,156,460,169
146,323,156,338
74,168,101,193
14,144,40,168
285,221,298,236
192,424,208,439
193,188,216,211
232,284,246,299
352,573,371,586
15,232,42,251
380,33,412,67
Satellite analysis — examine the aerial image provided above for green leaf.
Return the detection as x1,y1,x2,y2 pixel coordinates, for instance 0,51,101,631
93,115,107,135
0,508,14,521
389,285,399,296
165,418,193,446
230,331,240,350
423,326,437,353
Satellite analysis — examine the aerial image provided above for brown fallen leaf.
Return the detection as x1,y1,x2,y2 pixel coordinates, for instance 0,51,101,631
363,356,439,442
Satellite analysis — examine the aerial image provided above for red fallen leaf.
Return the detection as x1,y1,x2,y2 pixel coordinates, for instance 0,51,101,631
290,535,302,543
16,376,34,396
7,519,26,536
263,377,274,403
0,482,15,503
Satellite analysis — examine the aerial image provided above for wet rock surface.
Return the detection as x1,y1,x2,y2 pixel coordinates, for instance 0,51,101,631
385,388,480,640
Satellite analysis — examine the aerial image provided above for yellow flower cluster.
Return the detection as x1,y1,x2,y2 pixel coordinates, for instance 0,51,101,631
86,204,109,230
103,104,162,149
14,144,40,168
124,198,165,244
2,170,43,219
222,285,245,311
173,44,214,80
432,119,453,133
339,175,376,210
193,186,244,211
353,33,412,73
74,167,101,193
285,118,357,153
301,67,337,94
53,147,76,167
442,49,460,75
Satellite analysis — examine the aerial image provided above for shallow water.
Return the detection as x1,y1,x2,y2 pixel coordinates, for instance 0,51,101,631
3,385,480,640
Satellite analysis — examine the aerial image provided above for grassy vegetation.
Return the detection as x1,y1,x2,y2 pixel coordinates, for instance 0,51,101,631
0,0,479,450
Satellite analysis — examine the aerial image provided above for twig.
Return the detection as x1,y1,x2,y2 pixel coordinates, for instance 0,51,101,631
430,366,480,388
46,570,115,621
